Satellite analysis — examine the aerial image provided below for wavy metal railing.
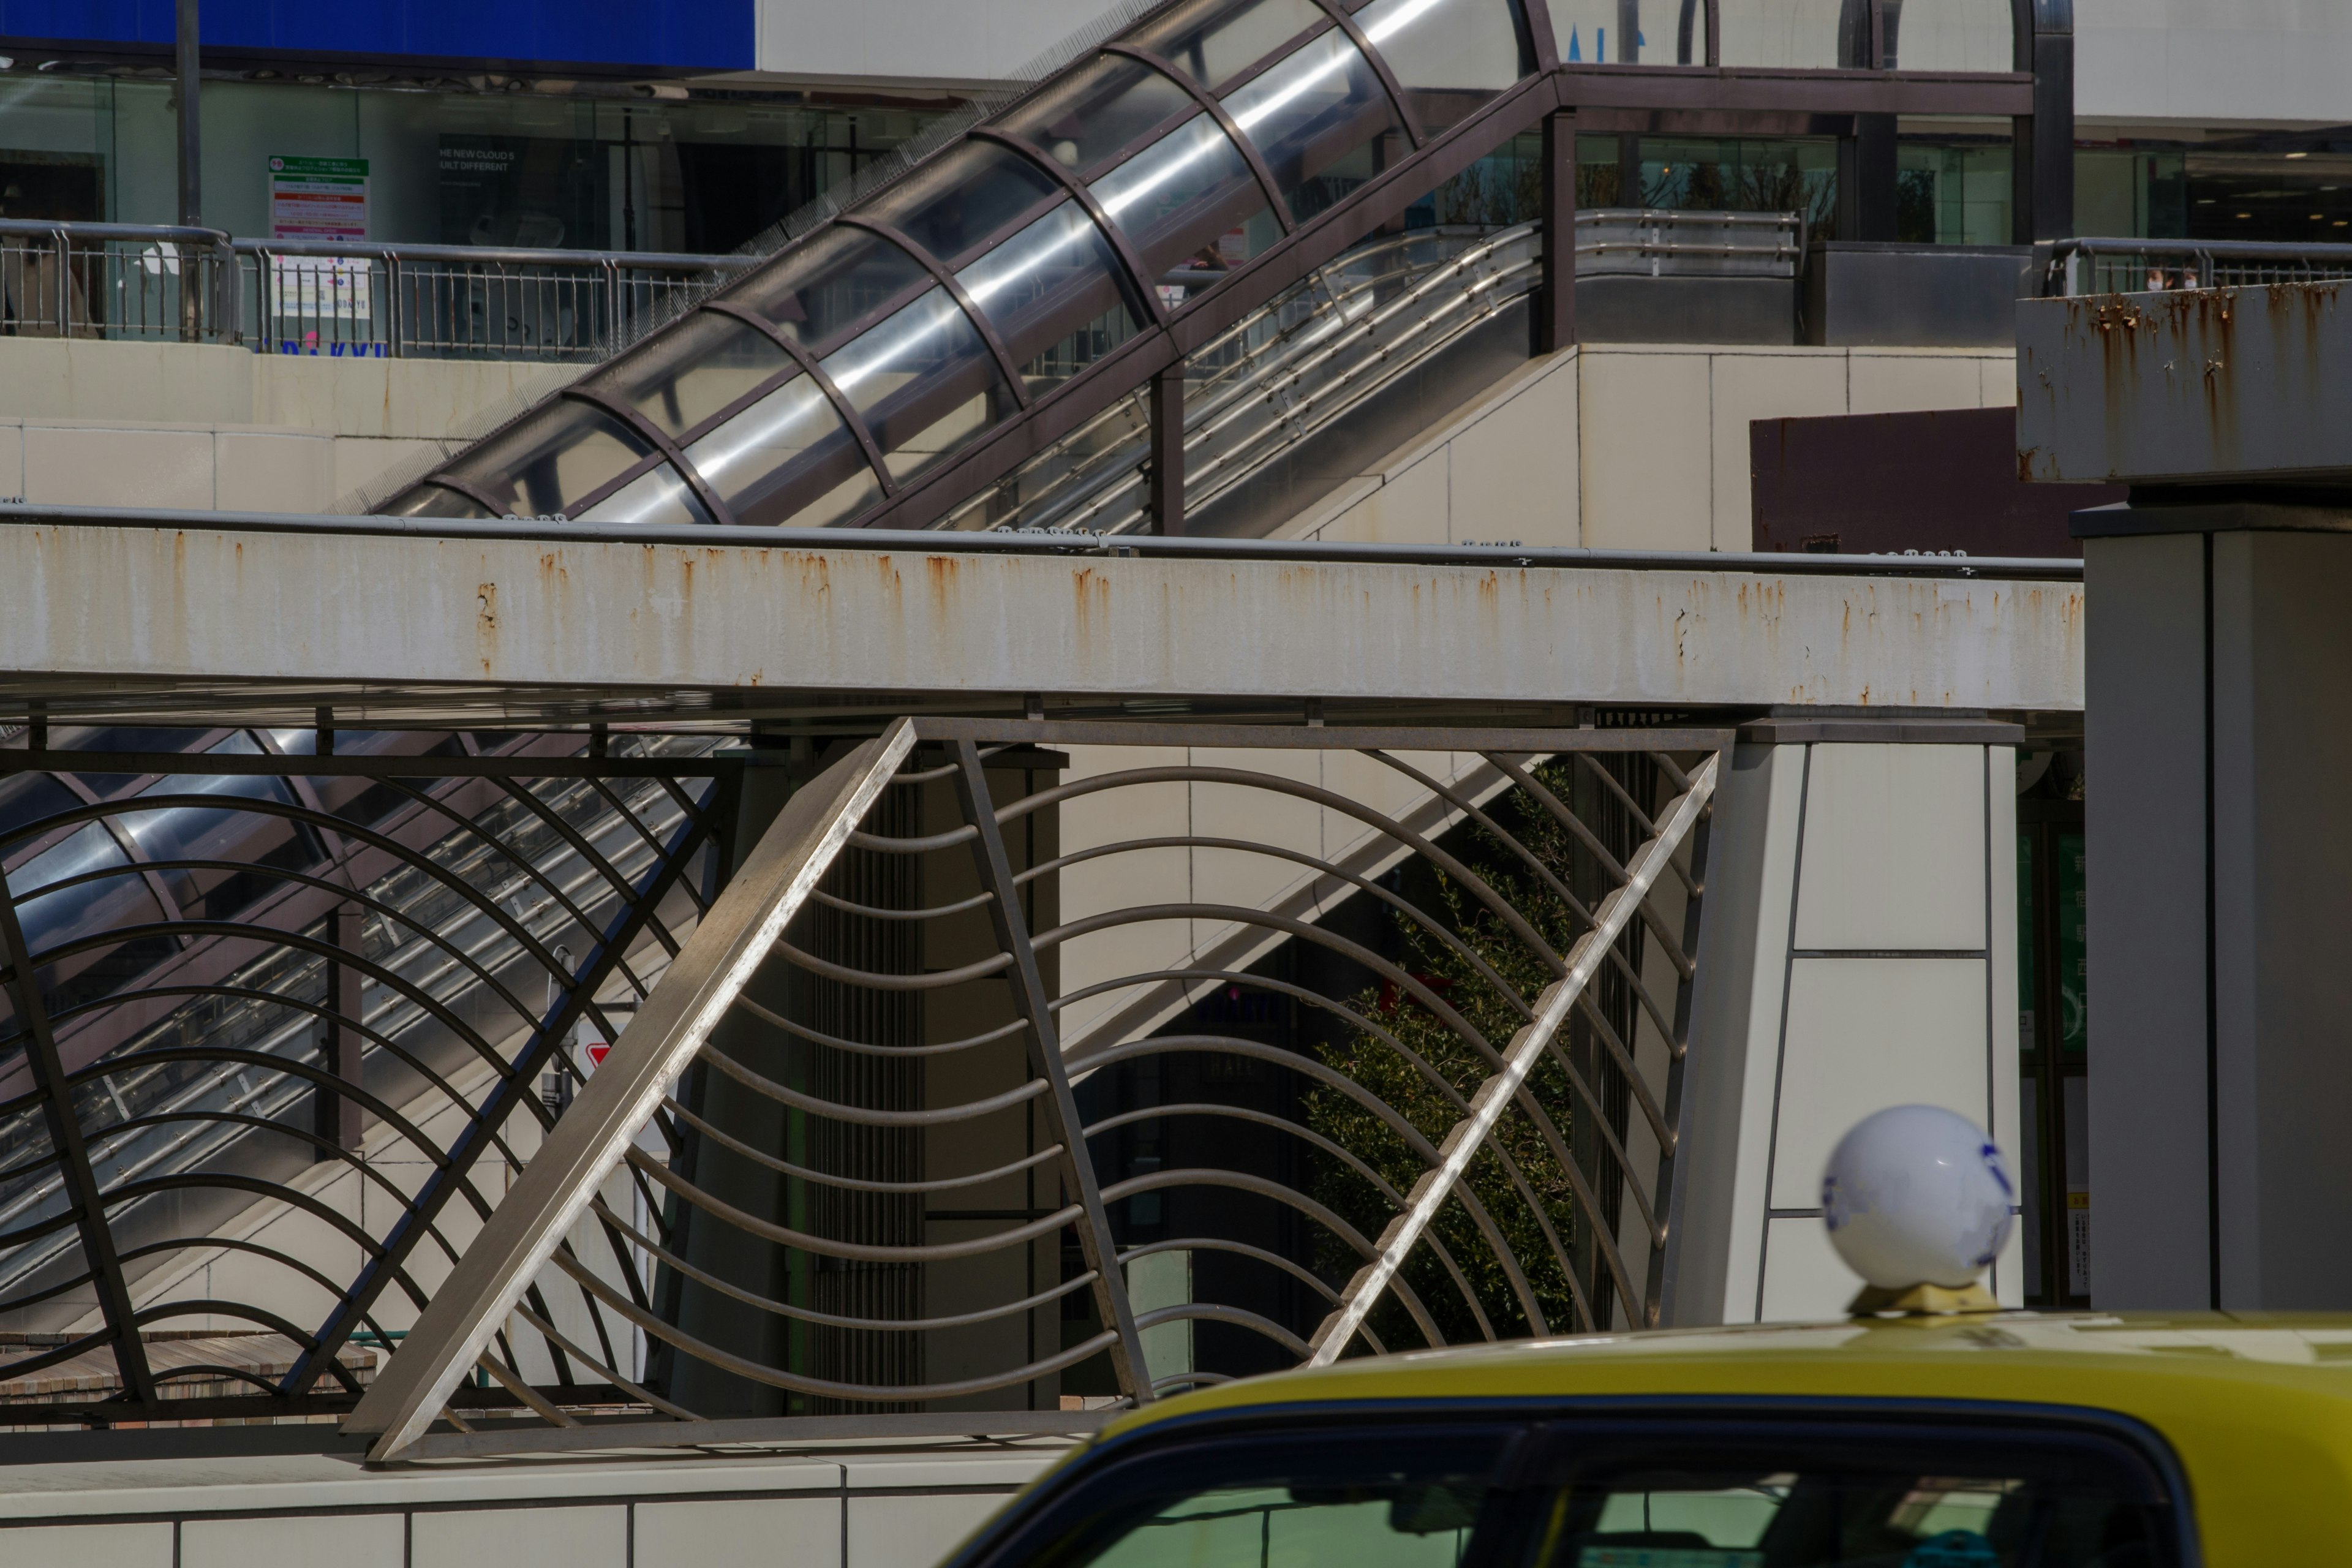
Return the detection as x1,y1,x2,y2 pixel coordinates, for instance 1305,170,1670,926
352,716,1724,1458
0,732,737,1423
941,223,1539,536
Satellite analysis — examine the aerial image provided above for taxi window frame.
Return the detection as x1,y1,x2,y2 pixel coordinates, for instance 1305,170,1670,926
941,1396,2199,1568
1499,1401,2198,1568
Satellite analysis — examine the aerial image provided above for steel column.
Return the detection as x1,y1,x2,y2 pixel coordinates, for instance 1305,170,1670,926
1148,363,1184,536
1537,111,1575,355
317,903,364,1155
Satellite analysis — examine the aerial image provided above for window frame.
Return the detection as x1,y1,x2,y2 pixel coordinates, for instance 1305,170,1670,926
938,1397,2201,1568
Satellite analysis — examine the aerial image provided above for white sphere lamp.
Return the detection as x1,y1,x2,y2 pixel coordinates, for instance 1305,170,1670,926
1822,1104,2015,1316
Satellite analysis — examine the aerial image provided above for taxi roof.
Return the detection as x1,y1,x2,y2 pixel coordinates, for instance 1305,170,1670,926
1094,1312,2352,1558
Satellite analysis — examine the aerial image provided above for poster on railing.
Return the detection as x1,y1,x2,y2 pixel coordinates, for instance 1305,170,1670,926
269,156,369,240
266,156,384,353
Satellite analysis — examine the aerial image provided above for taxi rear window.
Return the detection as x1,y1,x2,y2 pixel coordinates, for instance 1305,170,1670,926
1521,1416,2181,1568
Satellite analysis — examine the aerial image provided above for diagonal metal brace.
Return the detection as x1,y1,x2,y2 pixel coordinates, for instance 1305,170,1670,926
951,741,1154,1404
344,721,918,1460
1305,752,1719,1366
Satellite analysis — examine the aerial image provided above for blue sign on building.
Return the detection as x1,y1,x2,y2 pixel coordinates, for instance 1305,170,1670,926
0,0,755,72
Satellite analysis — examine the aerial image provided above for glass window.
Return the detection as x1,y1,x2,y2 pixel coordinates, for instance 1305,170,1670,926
1886,0,2015,71
728,225,933,357
986,1427,1513,1568
1131,0,1330,94
1222,30,1406,224
435,399,657,518
862,141,1063,266
957,201,1142,396
996,58,1198,178
1717,0,1854,70
1091,113,1282,284
591,311,794,441
1356,0,1534,133
1898,135,2015,244
682,375,883,527
821,286,1012,481
1525,1421,2177,1568
576,459,720,527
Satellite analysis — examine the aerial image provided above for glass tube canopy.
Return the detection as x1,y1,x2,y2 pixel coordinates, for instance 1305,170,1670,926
378,0,1539,530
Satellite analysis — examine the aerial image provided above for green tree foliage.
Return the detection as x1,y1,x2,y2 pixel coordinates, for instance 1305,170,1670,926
1306,759,1640,1354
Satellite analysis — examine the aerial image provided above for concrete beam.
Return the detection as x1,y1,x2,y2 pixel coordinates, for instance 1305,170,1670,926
0,522,2084,725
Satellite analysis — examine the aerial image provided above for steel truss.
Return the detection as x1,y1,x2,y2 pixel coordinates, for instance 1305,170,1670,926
351,716,1722,1460
0,731,737,1426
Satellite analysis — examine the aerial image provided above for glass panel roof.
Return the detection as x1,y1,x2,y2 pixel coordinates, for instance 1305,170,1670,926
729,225,933,357
1222,28,1406,222
997,57,1200,178
1091,112,1281,279
862,141,1065,266
1132,0,1330,93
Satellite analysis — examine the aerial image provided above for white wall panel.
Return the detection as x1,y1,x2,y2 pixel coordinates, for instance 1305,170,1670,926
1769,957,1992,1210
0,1523,173,1568
182,1512,403,1568
638,1498,843,1568
756,0,1117,82
2076,0,2352,127
1793,744,1988,952
410,1505,627,1568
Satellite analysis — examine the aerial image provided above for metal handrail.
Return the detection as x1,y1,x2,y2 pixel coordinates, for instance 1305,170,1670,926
2042,235,2352,296
1575,208,1797,229
0,213,764,356
943,224,1535,537
228,236,753,273
0,217,230,246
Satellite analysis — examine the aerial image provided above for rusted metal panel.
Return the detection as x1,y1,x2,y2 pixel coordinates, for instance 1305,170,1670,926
2016,282,2352,484
0,524,2084,717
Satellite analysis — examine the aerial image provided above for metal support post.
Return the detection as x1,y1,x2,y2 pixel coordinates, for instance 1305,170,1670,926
1148,363,1183,537
174,0,200,227
1839,114,1898,241
2022,0,2075,241
1537,111,1575,355
317,905,365,1155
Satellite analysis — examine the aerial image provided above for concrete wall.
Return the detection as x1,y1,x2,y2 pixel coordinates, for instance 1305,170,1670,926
0,337,568,513
1676,734,2025,1324
2076,0,2352,129
2087,527,2352,1313
1289,343,2017,555
756,0,1116,84
0,1439,1058,1568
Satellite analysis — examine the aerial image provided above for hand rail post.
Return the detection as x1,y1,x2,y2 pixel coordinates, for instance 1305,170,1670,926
386,249,402,358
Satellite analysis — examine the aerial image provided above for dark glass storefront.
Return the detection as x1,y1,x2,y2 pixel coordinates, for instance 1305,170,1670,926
2018,753,2088,1309
0,72,956,252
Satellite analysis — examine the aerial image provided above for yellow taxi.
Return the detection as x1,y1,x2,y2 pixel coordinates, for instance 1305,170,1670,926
940,1313,2352,1568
